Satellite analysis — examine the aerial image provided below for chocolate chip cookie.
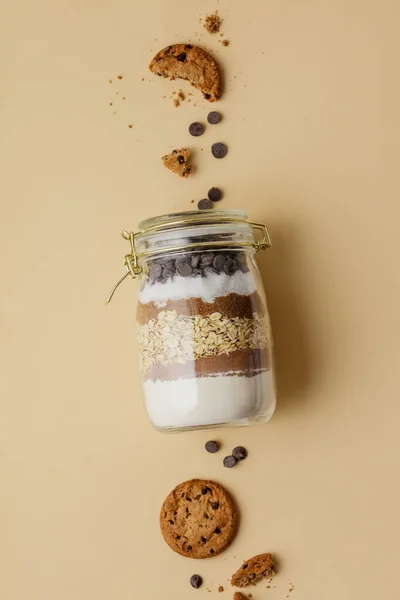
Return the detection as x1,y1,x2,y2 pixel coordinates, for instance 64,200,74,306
149,44,221,102
160,479,237,558
231,553,275,587
162,148,192,177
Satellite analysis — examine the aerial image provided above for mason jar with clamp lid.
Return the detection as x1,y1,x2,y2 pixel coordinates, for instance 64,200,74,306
108,209,276,433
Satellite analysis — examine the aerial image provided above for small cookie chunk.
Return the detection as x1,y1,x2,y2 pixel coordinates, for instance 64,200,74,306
233,593,247,600
160,479,237,559
149,44,221,102
231,553,274,587
162,148,192,178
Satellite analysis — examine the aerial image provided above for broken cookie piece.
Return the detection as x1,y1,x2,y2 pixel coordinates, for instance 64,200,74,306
149,44,221,102
233,593,247,600
162,148,192,178
231,553,274,588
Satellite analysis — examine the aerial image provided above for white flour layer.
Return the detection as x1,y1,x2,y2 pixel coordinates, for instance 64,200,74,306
138,272,257,307
143,371,276,429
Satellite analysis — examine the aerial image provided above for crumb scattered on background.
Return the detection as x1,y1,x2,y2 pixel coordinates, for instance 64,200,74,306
109,102,113,106
218,586,224,592
178,90,185,101
170,75,176,81
204,11,222,33
117,75,123,80
173,98,180,107
221,39,229,46
191,199,195,203
141,77,145,81
108,79,112,84
128,124,133,128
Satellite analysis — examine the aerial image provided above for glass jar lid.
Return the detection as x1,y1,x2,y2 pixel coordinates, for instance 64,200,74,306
107,210,271,304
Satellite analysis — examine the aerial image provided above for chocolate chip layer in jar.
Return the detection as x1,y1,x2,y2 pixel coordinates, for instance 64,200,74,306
108,210,276,432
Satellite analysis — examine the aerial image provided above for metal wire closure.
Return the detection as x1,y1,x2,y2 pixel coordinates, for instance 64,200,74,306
106,217,271,304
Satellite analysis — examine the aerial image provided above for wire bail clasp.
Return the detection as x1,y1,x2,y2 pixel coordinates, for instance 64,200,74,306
106,230,142,304
250,222,272,252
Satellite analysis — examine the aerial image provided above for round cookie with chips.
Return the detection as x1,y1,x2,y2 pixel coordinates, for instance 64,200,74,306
160,479,237,559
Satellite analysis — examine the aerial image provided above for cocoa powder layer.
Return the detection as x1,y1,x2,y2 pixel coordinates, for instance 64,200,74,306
143,348,270,382
137,291,265,324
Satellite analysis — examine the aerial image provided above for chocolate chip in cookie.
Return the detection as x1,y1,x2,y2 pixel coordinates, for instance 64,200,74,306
162,148,192,178
149,44,222,102
160,479,237,559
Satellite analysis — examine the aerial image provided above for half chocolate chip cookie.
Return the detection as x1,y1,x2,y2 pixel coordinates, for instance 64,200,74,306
149,44,221,102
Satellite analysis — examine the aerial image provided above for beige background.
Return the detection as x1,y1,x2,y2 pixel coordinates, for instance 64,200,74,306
1,0,400,598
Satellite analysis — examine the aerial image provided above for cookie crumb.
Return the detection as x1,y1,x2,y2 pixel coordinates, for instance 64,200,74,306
221,39,229,46
128,124,133,128
117,75,123,80
122,96,126,100
109,102,113,106
218,585,224,592
108,79,112,84
204,12,222,33
141,77,145,81
170,75,176,81
178,90,185,101
173,98,180,107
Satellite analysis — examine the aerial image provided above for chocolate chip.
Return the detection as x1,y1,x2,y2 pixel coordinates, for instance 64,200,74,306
223,259,236,275
213,254,226,271
211,142,228,159
192,268,202,277
205,513,209,519
177,155,185,164
200,253,215,267
207,111,222,124
176,535,181,540
214,527,221,534
191,254,201,268
149,262,162,282
232,446,248,461
187,545,193,551
210,549,215,554
204,93,211,100
176,52,187,61
208,187,222,202
189,122,205,137
168,519,174,525
176,261,193,277
205,440,219,453
201,536,207,543
185,44,192,50
162,265,175,279
190,574,202,589
223,455,237,468
211,502,220,510
201,486,209,494
198,198,212,210
242,564,248,570
186,496,192,502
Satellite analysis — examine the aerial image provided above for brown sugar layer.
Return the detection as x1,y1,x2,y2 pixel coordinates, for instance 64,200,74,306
231,553,275,588
143,348,270,382
136,292,265,324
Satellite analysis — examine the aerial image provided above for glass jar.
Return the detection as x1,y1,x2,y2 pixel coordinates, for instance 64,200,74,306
108,210,276,433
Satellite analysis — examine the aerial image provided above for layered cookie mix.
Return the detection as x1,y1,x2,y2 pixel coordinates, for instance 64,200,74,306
136,250,275,429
